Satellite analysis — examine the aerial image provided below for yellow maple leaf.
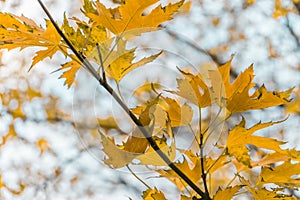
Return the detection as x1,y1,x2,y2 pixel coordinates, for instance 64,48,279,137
100,130,175,168
57,60,81,88
133,81,161,98
285,88,300,114
142,188,167,200
0,13,65,69
241,176,297,199
132,96,193,129
85,0,184,35
213,185,242,200
236,148,300,170
172,57,292,113
159,150,229,192
100,132,140,168
257,161,300,188
226,117,286,167
57,15,107,88
135,136,176,166
251,189,296,200
86,37,162,83
209,58,292,114
252,151,290,167
106,48,162,83
158,97,193,127
159,151,202,191
30,20,63,69
249,148,300,169
97,117,121,131
63,14,107,55
171,68,212,108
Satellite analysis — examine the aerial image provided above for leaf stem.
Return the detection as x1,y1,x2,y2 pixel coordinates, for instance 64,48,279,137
206,149,225,174
36,0,209,198
202,107,223,136
126,165,151,189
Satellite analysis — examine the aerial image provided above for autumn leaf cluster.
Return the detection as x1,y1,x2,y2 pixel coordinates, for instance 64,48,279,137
0,0,299,199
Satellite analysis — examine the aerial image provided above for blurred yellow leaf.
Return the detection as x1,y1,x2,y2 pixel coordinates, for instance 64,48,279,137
0,174,6,189
0,174,25,195
97,117,121,131
36,138,51,155
285,89,300,114
273,0,292,19
177,1,192,15
0,125,17,148
245,0,256,5
7,183,26,195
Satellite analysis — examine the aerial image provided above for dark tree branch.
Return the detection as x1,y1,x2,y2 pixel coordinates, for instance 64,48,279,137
36,0,209,198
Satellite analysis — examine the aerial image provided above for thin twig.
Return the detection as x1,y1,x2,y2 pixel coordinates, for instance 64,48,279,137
96,43,106,83
36,0,209,198
126,165,151,189
198,106,202,150
187,124,201,151
226,173,238,188
200,133,210,198
206,149,226,174
202,107,223,136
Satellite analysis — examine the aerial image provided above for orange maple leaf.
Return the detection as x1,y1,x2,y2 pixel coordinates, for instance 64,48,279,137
85,0,184,35
0,13,65,70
